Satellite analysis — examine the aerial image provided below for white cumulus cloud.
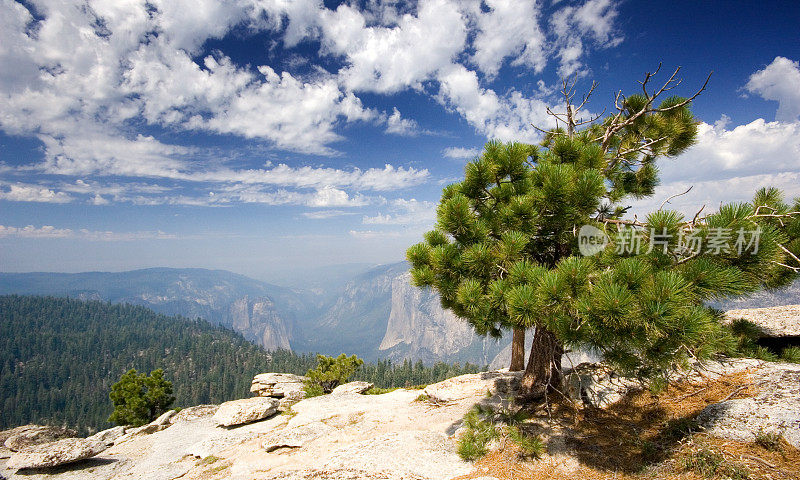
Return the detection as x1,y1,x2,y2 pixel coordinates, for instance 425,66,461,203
746,56,800,122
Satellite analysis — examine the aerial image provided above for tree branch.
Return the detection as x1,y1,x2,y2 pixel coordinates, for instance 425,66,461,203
658,186,693,210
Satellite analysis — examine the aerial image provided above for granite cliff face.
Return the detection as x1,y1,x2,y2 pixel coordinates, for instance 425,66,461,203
378,272,505,365
296,263,403,358
229,297,292,351
298,263,507,364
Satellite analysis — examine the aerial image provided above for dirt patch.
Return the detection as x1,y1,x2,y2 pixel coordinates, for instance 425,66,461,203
453,368,800,480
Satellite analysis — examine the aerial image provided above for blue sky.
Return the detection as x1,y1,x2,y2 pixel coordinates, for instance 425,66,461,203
1,0,799,283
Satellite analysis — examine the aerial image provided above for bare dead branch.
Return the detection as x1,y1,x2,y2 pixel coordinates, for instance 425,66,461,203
574,108,606,126
772,261,800,272
530,123,566,136
658,186,693,210
653,71,712,112
690,205,706,226
575,80,599,112
601,218,646,227
777,242,800,267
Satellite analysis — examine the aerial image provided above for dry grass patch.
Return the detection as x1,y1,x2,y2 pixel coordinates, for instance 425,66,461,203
454,368,800,480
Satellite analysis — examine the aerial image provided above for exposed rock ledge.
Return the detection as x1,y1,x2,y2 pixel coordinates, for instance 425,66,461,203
724,304,800,337
3,359,798,480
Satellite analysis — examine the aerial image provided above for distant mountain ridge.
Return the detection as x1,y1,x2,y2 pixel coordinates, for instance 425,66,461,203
0,264,511,365
0,268,308,351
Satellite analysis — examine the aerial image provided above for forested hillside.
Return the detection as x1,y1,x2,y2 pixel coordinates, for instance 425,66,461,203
0,295,482,434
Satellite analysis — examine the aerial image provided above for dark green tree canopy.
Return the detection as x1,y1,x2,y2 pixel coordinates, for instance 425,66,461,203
303,353,364,396
108,368,175,427
408,69,800,389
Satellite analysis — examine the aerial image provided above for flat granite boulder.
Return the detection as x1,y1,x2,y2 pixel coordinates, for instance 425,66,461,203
423,371,522,403
170,404,218,423
5,438,107,470
261,422,335,452
331,381,373,395
697,362,800,448
251,373,307,397
86,426,126,446
4,425,77,452
213,397,279,427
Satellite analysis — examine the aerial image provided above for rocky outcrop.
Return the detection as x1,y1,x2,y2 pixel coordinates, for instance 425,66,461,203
250,373,307,411
423,370,522,403
251,373,306,397
213,398,279,427
86,427,126,446
170,405,218,423
4,425,76,452
5,438,107,470
117,410,177,441
261,423,335,452
698,362,800,448
331,381,373,395
6,361,798,480
563,363,640,408
724,304,800,337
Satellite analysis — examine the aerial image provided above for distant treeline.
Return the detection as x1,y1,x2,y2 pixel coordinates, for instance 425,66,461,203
0,295,482,434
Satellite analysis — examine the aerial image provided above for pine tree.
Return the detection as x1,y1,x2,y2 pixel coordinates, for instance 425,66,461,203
108,368,175,426
407,67,800,397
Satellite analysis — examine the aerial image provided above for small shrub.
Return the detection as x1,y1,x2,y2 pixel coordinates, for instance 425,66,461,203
726,319,778,361
754,428,782,451
683,448,749,479
457,431,487,461
456,404,534,461
506,425,544,459
281,406,297,418
197,455,219,465
364,386,398,395
414,393,429,402
639,440,658,462
683,449,724,477
780,346,800,363
303,354,364,396
662,417,699,441
303,383,324,398
751,345,778,362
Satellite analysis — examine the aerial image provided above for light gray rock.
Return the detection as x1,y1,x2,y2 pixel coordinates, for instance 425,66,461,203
261,423,335,452
5,438,107,470
86,426,126,446
170,404,218,423
321,431,471,480
724,304,800,337
423,371,522,403
213,397,279,427
151,410,176,426
4,425,76,452
277,390,306,412
331,381,373,395
698,362,800,448
563,363,640,408
251,373,307,398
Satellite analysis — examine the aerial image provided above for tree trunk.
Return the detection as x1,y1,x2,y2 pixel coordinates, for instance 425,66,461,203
520,326,563,398
509,327,526,371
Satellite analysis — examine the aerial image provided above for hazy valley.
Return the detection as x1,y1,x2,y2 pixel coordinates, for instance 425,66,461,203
0,264,509,366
